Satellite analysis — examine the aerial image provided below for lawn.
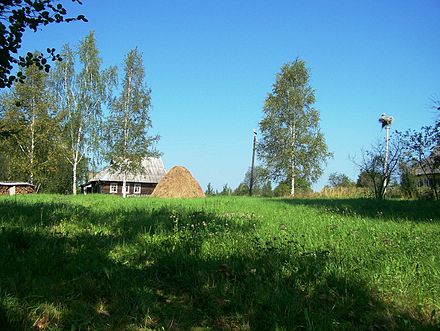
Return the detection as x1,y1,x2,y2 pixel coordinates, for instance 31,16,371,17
0,195,439,330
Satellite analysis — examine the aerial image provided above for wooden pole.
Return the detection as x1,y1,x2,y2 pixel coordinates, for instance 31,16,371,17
378,114,393,198
249,129,257,196
383,125,390,196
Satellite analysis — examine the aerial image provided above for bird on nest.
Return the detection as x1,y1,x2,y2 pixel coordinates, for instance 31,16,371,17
379,113,393,128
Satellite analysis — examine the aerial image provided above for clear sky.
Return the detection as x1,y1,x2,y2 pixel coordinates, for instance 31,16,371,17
21,0,440,192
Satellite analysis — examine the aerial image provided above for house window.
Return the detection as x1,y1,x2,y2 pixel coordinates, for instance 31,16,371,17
110,183,118,194
134,184,141,194
125,184,130,194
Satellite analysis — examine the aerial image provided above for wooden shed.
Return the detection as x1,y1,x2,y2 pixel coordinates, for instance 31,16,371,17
80,157,166,196
0,182,36,195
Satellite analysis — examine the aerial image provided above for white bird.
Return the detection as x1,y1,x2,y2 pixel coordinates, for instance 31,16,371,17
379,114,393,128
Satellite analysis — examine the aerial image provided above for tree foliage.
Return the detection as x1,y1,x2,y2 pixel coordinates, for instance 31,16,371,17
219,183,232,196
273,176,312,197
234,166,272,196
105,48,159,198
0,62,53,186
0,61,78,192
356,170,379,189
0,32,159,195
233,183,249,196
400,120,440,200
399,162,418,199
258,59,331,196
52,32,116,194
0,0,87,88
353,135,403,200
205,182,215,196
328,172,355,188
260,181,273,197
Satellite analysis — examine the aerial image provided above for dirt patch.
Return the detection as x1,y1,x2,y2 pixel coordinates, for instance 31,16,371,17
151,166,205,198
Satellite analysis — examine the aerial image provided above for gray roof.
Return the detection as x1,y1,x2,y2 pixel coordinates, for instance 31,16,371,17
413,165,440,176
0,182,35,187
86,157,166,184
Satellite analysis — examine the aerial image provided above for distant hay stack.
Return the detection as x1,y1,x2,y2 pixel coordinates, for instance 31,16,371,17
151,166,205,198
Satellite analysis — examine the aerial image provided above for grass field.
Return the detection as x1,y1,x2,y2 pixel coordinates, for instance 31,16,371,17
0,195,439,330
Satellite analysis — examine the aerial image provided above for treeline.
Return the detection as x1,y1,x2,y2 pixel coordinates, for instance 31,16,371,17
205,166,313,197
0,31,156,194
209,110,439,200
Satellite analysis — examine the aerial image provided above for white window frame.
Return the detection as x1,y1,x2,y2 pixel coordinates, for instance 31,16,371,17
134,183,141,194
125,183,130,194
110,182,118,194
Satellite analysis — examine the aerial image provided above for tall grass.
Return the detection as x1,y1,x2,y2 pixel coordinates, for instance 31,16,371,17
0,194,439,330
318,186,371,198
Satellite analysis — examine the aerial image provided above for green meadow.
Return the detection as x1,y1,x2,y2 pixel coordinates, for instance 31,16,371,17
0,195,439,330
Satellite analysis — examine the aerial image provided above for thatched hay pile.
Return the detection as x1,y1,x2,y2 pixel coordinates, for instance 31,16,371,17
151,166,205,198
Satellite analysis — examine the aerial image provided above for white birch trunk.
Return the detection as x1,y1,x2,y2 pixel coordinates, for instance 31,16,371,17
30,110,35,184
71,125,83,195
290,121,296,197
72,161,77,195
122,173,127,198
291,159,295,197
121,70,131,199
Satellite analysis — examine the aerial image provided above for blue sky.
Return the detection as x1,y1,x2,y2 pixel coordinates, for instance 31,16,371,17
21,0,440,191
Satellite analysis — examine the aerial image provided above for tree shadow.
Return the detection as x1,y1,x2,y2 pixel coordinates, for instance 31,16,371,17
0,199,438,330
273,198,440,223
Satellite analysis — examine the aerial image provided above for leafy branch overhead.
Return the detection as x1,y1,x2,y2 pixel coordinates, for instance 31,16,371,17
0,0,87,88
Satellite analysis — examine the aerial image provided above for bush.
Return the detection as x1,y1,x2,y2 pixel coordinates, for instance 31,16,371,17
273,182,290,197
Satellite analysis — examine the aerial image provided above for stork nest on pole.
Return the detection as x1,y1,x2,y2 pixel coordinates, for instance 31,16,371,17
379,114,393,128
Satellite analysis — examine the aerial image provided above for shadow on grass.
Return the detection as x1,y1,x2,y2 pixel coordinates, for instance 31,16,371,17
275,198,440,222
0,199,438,330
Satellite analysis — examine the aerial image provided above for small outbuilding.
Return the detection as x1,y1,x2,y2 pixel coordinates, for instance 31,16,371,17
81,157,166,196
0,182,36,195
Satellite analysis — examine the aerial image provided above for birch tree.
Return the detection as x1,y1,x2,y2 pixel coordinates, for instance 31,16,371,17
0,62,53,185
105,48,159,198
52,31,116,194
353,137,403,199
258,59,331,196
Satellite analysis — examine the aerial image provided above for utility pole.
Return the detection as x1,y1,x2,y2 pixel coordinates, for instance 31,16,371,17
249,129,257,196
379,113,393,198
384,124,390,185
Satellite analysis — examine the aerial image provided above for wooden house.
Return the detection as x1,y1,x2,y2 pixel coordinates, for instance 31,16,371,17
0,182,36,195
413,164,440,188
412,147,440,188
81,157,166,196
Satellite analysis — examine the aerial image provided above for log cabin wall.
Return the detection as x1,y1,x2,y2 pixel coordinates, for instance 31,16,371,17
142,183,156,195
94,182,157,196
99,182,111,194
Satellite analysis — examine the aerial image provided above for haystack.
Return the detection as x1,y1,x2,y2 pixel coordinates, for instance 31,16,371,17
151,166,205,198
